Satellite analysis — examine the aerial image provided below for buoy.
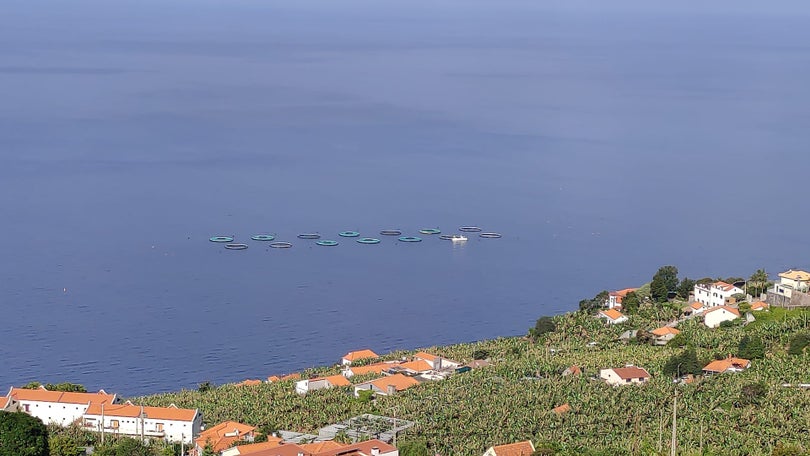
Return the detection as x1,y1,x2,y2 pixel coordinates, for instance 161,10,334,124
209,236,234,243
398,236,422,243
339,231,360,237
316,240,339,246
419,228,441,235
459,226,483,232
357,238,381,244
297,233,321,240
479,232,502,239
251,234,275,241
269,241,293,248
224,243,248,250
380,229,402,236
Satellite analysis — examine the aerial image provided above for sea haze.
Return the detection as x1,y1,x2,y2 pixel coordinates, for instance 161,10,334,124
1,0,809,395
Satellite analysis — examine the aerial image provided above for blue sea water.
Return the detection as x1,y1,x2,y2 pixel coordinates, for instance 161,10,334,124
1,0,810,395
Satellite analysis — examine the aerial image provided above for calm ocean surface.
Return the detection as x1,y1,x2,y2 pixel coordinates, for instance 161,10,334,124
2,0,810,395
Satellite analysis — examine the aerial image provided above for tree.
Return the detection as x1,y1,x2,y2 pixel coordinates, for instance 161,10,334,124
472,349,490,360
22,382,42,390
198,381,213,393
651,266,679,303
398,440,430,456
771,443,809,456
0,411,50,456
621,291,640,314
93,437,155,456
48,435,83,456
44,383,86,393
738,335,765,360
748,269,771,297
788,333,810,355
662,348,701,377
676,277,695,300
738,382,767,406
578,290,609,313
530,316,556,338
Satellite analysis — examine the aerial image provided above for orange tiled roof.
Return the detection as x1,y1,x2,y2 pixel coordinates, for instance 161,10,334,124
367,373,420,393
610,366,650,380
342,349,379,362
195,421,256,452
690,302,703,310
399,360,433,372
703,357,750,373
9,387,116,405
704,305,741,317
235,379,263,387
299,441,347,452
779,269,810,281
266,376,281,383
563,365,581,376
280,373,301,381
552,403,571,414
414,351,438,361
751,301,769,310
347,362,401,376
230,439,284,455
309,374,351,387
85,401,197,421
490,440,536,456
599,309,625,320
651,326,680,336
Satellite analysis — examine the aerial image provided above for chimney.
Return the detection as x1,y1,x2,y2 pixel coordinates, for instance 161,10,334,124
298,453,304,456
387,385,396,395
371,448,380,456
435,357,442,371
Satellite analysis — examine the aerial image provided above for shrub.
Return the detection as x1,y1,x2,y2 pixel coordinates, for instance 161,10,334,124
788,333,809,355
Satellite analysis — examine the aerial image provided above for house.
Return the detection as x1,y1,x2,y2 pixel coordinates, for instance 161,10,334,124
751,301,769,311
683,301,705,316
1,395,15,411
483,440,536,456
767,269,810,308
341,349,379,366
618,329,639,343
552,403,571,415
600,366,651,386
221,439,284,456
703,306,741,328
82,401,201,444
234,379,263,387
267,373,300,383
606,288,638,309
598,309,628,325
465,359,491,369
295,375,351,395
342,361,402,378
413,352,460,371
235,439,397,456
693,281,744,308
650,326,680,345
354,373,420,397
390,360,433,375
561,365,581,376
194,421,256,455
6,386,119,426
703,356,751,374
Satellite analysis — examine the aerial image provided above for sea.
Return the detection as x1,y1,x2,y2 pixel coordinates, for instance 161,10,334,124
2,0,810,396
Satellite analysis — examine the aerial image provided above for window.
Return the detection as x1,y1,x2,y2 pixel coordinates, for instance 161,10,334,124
111,420,119,429
625,378,630,383
156,423,164,431
23,404,30,412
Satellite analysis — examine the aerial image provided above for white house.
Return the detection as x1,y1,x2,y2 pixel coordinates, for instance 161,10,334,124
6,386,119,426
683,301,705,316
82,401,201,444
353,374,420,397
703,305,741,328
703,356,751,374
693,281,743,308
597,309,628,325
341,349,379,366
194,421,256,455
413,352,460,371
483,440,536,456
605,288,638,309
600,366,650,386
772,269,810,297
751,301,769,311
650,326,680,345
295,375,351,395
1,395,15,411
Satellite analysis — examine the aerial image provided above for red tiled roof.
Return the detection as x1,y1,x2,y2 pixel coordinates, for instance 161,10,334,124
599,309,625,320
230,440,284,455
651,326,680,336
704,305,741,317
489,440,536,456
196,421,256,452
9,387,116,405
610,366,650,380
235,379,263,387
342,350,379,362
346,362,401,376
366,373,420,393
399,360,433,372
85,401,197,422
552,403,571,414
703,357,750,373
414,351,438,361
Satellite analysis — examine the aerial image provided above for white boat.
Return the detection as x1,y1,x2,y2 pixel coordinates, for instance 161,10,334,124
451,235,468,242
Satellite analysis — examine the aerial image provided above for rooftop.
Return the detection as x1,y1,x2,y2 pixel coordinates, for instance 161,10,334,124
610,366,650,380
779,269,810,281
8,387,116,406
85,401,197,421
489,440,536,456
704,305,741,317
342,350,379,362
599,309,625,320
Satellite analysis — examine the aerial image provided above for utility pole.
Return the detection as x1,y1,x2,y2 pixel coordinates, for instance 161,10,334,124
100,402,105,445
140,404,146,444
670,389,677,456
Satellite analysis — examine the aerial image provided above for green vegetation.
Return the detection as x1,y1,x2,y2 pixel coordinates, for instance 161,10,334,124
530,316,557,338
651,265,679,302
132,306,810,456
0,411,49,456
21,382,86,393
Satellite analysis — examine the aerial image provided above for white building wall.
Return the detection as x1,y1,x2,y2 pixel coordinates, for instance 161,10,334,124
704,309,739,328
82,413,200,444
17,400,90,426
693,284,743,308
599,369,647,386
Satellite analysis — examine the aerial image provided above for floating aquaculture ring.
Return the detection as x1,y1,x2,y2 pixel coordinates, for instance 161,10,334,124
339,231,360,237
357,237,381,244
459,226,483,232
209,236,234,243
479,232,502,239
224,243,248,250
297,233,321,240
316,240,339,246
439,234,456,240
380,229,402,236
251,234,275,241
269,241,293,248
419,228,441,235
398,236,422,243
